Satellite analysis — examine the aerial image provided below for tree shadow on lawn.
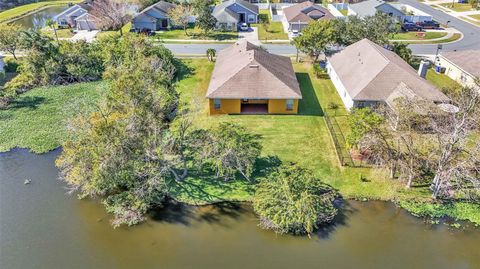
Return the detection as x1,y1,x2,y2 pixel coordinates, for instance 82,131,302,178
296,73,324,116
174,59,195,82
7,96,46,110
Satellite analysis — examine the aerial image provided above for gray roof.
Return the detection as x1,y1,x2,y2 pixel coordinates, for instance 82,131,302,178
328,39,449,103
283,1,334,23
138,1,176,18
207,41,301,99
441,50,480,77
213,0,259,22
349,0,403,17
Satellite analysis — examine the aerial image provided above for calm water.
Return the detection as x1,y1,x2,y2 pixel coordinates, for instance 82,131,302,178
1,149,479,269
10,6,68,29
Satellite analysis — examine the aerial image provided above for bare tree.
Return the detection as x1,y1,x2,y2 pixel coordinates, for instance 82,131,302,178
168,4,193,36
90,0,132,35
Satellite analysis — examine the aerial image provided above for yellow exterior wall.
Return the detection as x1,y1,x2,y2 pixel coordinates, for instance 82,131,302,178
268,99,299,114
209,99,241,115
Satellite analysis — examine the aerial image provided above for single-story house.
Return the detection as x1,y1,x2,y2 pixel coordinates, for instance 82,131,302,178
75,13,98,31
283,1,334,32
327,38,449,110
348,0,432,22
206,41,302,115
436,50,480,88
212,0,259,31
53,3,90,28
131,1,176,31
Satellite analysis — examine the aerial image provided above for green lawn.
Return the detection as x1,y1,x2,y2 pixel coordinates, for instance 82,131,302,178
339,9,349,16
0,81,105,153
41,27,74,39
391,31,448,40
153,26,238,41
468,14,480,20
425,68,461,92
439,3,475,12
463,16,480,26
252,9,288,41
0,0,81,23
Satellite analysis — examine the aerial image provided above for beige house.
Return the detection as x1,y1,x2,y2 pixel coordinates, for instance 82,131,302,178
206,41,302,115
436,50,480,88
283,1,334,32
327,38,449,110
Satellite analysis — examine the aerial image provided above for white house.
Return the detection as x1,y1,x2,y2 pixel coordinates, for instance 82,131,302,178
53,3,97,31
348,0,432,23
436,50,480,88
327,39,449,110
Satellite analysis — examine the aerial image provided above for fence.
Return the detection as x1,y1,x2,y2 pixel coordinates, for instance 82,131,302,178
324,112,355,167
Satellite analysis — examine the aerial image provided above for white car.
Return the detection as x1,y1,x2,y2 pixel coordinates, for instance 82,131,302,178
291,29,299,37
239,23,249,31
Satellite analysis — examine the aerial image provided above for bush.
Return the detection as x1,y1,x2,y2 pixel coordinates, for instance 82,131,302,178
312,63,327,78
4,58,19,73
253,163,338,235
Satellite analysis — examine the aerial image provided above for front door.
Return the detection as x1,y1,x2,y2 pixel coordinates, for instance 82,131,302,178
239,13,245,23
161,19,168,28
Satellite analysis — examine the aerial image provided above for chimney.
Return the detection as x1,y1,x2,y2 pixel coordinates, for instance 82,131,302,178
418,60,429,79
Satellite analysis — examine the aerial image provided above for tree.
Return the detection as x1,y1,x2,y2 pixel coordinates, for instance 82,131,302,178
199,122,262,181
45,18,58,42
90,0,132,35
206,48,216,62
293,20,336,62
468,0,478,9
253,163,337,236
193,0,217,36
168,4,194,36
392,42,413,64
0,23,22,60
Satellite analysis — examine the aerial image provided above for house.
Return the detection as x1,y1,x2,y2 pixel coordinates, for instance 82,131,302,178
283,1,334,32
212,0,259,31
327,38,449,110
436,50,480,88
348,0,432,22
53,3,90,28
131,1,176,31
206,41,302,115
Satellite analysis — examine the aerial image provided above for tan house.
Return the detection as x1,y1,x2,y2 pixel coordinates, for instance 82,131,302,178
283,1,334,32
436,50,480,88
327,38,449,110
206,41,302,115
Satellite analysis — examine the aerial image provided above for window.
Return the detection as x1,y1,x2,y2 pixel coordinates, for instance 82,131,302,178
248,15,255,23
214,99,221,110
286,99,294,110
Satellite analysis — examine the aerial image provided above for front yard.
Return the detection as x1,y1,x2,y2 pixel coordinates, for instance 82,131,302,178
391,31,448,40
152,25,238,41
439,3,476,12
252,9,289,41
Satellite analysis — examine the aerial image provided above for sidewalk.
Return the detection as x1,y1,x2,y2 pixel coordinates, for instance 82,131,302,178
424,0,480,27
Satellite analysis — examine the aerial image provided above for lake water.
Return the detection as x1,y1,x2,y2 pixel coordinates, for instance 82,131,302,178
10,6,68,29
1,148,479,269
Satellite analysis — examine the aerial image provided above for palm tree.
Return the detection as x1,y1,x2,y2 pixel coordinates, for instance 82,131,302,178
45,19,58,42
206,48,216,62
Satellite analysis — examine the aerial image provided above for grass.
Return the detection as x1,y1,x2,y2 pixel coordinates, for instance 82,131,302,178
439,3,475,12
41,27,74,39
339,9,349,16
425,68,461,91
468,14,480,20
391,31,447,40
0,0,81,23
462,16,480,26
397,33,462,44
96,22,132,39
152,25,238,41
252,9,288,41
0,81,105,153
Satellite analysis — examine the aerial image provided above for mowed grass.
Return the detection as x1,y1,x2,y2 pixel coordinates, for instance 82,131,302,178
169,59,410,205
439,3,475,12
425,68,461,91
153,25,238,41
0,81,105,153
391,31,447,40
0,0,81,23
253,9,288,41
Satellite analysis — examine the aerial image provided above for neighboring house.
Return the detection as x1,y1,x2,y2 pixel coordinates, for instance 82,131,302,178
212,0,259,31
327,38,449,110
75,12,98,31
131,1,176,31
348,0,432,22
436,50,480,88
206,41,302,115
283,1,334,32
53,4,89,28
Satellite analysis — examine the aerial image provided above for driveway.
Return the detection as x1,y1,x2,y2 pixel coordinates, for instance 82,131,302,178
238,27,260,45
70,30,99,43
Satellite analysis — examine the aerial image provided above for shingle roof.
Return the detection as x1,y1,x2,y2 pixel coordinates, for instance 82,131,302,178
441,50,480,77
283,1,334,23
206,41,302,99
328,39,449,103
138,1,176,17
349,0,385,17
213,0,259,22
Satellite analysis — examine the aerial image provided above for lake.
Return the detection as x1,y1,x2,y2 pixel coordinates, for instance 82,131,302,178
0,148,479,269
10,5,68,29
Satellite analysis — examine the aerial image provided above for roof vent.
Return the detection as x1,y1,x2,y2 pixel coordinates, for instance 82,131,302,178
249,64,259,68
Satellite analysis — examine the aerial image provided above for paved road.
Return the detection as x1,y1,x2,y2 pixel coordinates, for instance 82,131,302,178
166,0,479,56
399,0,480,54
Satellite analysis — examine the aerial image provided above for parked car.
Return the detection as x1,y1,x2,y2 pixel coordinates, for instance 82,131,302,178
416,20,440,29
401,22,422,32
291,29,299,37
239,23,249,31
